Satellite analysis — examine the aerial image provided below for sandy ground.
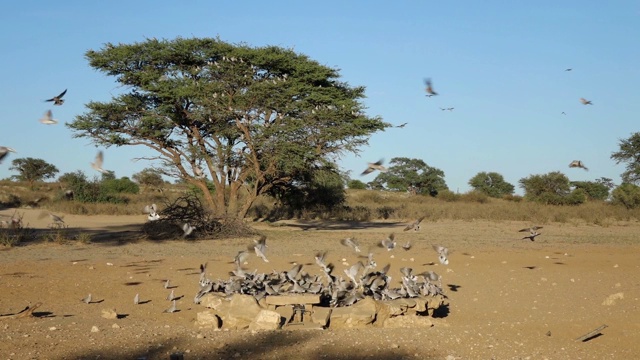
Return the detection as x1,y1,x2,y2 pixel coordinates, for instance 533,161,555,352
0,208,639,360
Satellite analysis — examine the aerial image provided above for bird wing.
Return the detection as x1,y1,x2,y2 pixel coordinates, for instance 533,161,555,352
57,89,67,98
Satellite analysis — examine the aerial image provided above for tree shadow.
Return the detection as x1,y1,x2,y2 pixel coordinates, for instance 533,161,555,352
274,220,406,231
68,327,430,360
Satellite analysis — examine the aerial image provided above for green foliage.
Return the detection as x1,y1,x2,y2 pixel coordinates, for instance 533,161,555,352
571,181,609,201
269,163,346,212
519,171,586,205
468,171,514,198
372,157,448,196
101,177,139,194
132,168,165,191
611,183,640,209
611,132,640,184
61,171,135,204
67,37,390,219
9,157,59,188
347,179,367,190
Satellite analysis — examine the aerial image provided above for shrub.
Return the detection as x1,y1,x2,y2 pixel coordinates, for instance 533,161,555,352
437,190,459,202
347,179,367,190
611,183,640,209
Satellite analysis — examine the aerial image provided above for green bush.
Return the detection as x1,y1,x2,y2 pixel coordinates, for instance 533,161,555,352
347,179,367,190
611,183,640,209
102,177,139,194
437,190,459,202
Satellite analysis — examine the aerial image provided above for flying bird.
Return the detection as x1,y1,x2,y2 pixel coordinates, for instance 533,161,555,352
432,244,449,265
45,89,67,105
561,112,566,115
522,230,541,241
91,151,110,174
403,216,425,231
252,235,269,262
39,110,58,125
439,107,454,111
143,204,160,221
565,68,572,72
519,226,543,233
361,159,387,176
379,233,396,251
396,123,408,128
579,98,593,105
0,147,16,164
424,78,438,97
182,223,195,238
340,237,361,253
402,241,412,251
569,160,588,171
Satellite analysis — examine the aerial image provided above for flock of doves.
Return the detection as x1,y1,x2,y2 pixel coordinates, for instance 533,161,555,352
358,75,593,177
192,219,450,308
0,89,111,175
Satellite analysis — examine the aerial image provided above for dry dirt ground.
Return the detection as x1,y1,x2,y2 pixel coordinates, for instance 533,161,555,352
0,208,639,360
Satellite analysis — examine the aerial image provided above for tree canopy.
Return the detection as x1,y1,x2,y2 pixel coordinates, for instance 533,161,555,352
519,171,585,205
10,157,59,189
468,171,514,198
370,157,447,196
67,37,389,219
611,132,640,184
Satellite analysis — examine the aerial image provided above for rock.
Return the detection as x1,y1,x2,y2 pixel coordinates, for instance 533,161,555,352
274,305,294,324
101,308,118,319
90,325,99,333
384,314,433,328
111,323,120,329
602,292,624,306
329,297,377,329
248,310,284,331
310,306,331,327
196,310,222,329
200,293,228,310
265,294,321,306
225,294,263,329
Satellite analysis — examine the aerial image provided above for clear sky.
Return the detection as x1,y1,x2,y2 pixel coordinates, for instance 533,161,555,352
1,1,638,194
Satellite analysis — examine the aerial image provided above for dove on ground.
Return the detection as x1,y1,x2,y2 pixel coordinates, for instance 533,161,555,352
166,289,175,301
134,293,140,305
163,299,177,313
82,294,92,304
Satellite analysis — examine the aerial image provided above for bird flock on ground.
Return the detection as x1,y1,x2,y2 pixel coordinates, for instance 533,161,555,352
193,228,450,308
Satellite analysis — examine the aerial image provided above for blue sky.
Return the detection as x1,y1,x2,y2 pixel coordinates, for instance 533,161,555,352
1,1,638,194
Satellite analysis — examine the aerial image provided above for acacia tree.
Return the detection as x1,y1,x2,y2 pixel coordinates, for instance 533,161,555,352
371,157,447,196
132,168,165,192
519,171,585,205
468,171,514,198
10,157,59,189
611,132,640,184
68,37,389,219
